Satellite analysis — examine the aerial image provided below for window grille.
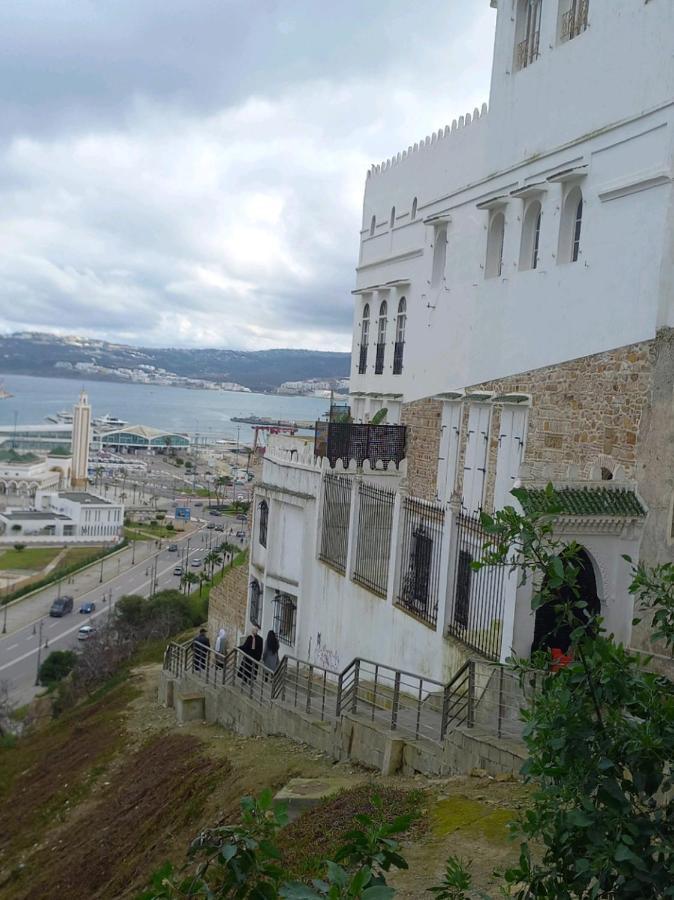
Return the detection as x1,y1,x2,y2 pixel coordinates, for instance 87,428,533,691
353,483,395,597
359,304,370,374
561,0,589,41
258,499,268,548
273,590,297,645
375,300,387,374
358,344,368,375
446,512,506,660
396,497,445,629
375,343,385,375
314,422,407,469
393,297,406,375
319,473,352,574
532,210,541,269
249,578,262,626
572,197,583,262
515,0,541,70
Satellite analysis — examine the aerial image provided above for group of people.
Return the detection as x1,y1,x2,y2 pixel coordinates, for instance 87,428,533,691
191,624,280,678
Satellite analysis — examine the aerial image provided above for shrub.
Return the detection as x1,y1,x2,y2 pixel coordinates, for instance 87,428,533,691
38,650,76,687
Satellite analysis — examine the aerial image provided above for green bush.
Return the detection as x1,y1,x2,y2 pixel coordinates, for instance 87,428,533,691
39,650,76,687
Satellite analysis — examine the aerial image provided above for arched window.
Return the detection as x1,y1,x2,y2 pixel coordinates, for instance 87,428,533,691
515,0,542,70
519,200,542,271
393,297,406,375
358,303,370,374
431,224,448,288
601,466,613,482
369,215,376,237
249,578,262,626
560,0,589,42
411,197,418,221
258,499,268,548
558,187,583,264
485,212,505,279
390,206,396,228
375,300,387,374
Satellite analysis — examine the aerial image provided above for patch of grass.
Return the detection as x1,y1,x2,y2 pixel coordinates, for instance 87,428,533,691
278,784,426,880
0,547,60,571
124,523,176,540
58,546,105,570
432,796,514,844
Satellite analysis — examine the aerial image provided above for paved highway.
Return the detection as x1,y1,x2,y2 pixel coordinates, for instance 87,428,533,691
0,527,211,707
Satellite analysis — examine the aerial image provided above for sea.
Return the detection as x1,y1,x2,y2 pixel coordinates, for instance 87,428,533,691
0,373,330,444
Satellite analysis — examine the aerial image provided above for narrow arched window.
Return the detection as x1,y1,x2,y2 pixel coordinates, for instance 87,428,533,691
393,297,406,375
558,186,583,265
519,200,542,271
390,206,396,228
375,300,387,374
431,224,448,288
572,197,583,262
358,303,370,374
411,197,418,220
369,215,376,237
258,499,268,548
485,212,505,278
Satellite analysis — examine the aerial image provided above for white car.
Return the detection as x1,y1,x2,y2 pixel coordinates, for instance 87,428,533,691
191,557,202,567
78,624,97,641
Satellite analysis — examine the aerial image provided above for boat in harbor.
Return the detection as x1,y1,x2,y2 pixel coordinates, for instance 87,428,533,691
231,414,314,429
45,409,73,424
92,413,128,429
0,382,11,399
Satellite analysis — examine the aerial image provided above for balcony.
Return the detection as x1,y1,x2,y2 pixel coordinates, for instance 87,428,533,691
516,30,539,70
314,421,407,468
374,343,385,375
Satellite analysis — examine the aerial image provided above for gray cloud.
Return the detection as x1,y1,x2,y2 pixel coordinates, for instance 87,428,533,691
0,2,494,350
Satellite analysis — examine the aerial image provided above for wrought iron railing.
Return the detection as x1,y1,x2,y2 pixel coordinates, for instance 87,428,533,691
319,473,352,574
374,342,385,375
446,512,506,661
353,483,395,597
395,497,445,629
358,344,368,375
561,0,589,40
314,421,407,468
164,642,536,744
516,30,539,70
392,340,404,375
273,590,297,646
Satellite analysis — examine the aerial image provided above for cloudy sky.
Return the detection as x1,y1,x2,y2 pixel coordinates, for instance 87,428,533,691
0,1,495,352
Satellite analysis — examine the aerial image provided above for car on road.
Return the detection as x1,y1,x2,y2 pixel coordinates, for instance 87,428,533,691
215,524,224,532
236,514,247,522
173,565,183,576
235,530,246,539
77,624,97,641
168,543,178,552
49,595,74,617
209,509,220,516
194,501,203,507
79,601,96,614
191,557,202,567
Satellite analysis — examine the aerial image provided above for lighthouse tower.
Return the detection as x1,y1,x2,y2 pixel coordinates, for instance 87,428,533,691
71,390,92,489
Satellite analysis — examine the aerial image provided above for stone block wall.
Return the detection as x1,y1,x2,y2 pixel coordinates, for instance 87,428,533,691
401,397,443,500
207,563,249,651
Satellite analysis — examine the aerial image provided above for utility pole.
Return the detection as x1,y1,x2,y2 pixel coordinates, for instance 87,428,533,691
99,553,105,583
131,539,136,565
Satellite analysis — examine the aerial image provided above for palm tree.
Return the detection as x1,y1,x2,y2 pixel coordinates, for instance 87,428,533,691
204,550,221,578
181,571,199,595
198,571,210,596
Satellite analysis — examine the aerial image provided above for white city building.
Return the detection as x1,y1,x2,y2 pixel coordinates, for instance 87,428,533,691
0,490,124,543
241,2,674,684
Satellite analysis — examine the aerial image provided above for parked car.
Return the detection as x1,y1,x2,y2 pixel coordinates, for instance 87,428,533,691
194,501,203,507
207,522,215,530
235,530,246,539
79,601,96,614
173,565,183,576
215,524,225,532
49,596,74,617
191,557,202,567
168,543,178,552
236,514,247,522
77,624,97,641
209,509,220,516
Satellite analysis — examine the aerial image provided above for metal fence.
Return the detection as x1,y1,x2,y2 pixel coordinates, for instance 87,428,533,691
395,497,445,629
446,512,506,661
314,421,407,468
273,655,341,722
338,657,448,743
319,473,352,574
353,483,395,597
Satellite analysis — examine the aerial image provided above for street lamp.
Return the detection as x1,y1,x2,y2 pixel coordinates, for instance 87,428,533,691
35,620,44,685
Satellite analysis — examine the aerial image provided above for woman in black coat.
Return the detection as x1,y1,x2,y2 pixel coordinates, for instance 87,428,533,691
238,626,263,683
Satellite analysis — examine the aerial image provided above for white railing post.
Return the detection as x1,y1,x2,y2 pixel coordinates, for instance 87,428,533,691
441,492,462,636
499,563,519,664
386,492,404,606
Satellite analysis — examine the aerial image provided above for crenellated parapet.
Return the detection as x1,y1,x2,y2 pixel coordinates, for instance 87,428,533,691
366,103,488,180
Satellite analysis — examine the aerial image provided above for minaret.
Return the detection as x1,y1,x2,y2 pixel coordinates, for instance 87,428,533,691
71,390,92,489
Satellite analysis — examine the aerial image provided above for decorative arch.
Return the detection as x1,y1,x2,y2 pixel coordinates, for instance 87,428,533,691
532,546,601,653
519,199,542,271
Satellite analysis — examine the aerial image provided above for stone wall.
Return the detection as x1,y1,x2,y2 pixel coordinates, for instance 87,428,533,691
207,563,249,651
401,397,442,501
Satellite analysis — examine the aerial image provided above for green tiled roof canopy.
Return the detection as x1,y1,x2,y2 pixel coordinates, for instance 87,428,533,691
519,487,646,518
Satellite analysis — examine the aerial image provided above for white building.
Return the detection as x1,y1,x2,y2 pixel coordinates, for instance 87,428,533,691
0,451,71,499
0,490,123,542
240,2,674,684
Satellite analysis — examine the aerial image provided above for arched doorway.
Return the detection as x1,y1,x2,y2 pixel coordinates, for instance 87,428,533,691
532,547,600,653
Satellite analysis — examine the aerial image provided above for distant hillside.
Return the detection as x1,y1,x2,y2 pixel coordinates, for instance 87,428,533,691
0,333,351,392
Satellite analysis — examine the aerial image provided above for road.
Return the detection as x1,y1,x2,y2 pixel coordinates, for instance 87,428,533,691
0,527,212,707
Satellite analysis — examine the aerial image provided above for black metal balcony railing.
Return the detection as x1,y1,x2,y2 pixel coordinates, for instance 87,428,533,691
374,342,385,375
561,0,589,40
393,341,404,375
314,421,407,468
358,344,368,375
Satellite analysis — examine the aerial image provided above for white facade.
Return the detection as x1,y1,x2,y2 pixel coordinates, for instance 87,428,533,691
34,490,124,540
0,454,70,499
243,2,672,684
